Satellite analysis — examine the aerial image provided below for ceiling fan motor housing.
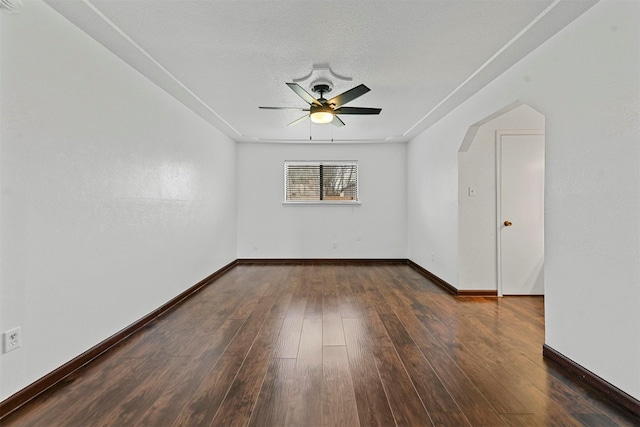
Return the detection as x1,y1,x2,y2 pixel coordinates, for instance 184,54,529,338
310,104,333,114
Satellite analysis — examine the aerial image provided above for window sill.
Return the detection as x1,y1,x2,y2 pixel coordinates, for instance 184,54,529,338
282,201,361,206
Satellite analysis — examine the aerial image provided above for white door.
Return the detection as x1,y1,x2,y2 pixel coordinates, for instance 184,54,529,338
497,131,545,295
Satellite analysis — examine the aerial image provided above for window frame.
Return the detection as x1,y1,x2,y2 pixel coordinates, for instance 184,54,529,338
283,160,360,205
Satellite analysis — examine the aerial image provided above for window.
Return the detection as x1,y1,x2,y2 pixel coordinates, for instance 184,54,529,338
284,161,359,204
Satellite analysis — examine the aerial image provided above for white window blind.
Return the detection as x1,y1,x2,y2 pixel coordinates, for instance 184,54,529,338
284,161,359,203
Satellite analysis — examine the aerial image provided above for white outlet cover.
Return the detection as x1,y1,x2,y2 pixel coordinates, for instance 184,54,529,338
3,326,21,353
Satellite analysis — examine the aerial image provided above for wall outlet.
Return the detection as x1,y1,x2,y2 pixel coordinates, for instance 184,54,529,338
333,242,337,249
3,327,21,354
431,252,435,262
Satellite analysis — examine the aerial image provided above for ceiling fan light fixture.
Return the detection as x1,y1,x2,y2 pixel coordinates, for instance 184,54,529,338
310,110,334,124
260,82,380,127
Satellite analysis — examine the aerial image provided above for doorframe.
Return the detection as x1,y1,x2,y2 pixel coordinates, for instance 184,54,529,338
495,129,545,297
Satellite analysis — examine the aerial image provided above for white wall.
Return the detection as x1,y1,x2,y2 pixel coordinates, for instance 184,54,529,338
406,119,460,286
237,142,406,259
458,104,545,291
0,1,237,400
408,0,639,399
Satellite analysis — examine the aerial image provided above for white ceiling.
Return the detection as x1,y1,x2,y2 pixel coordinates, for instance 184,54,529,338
45,0,597,144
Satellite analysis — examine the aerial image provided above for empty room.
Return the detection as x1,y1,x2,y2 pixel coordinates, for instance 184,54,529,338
1,0,638,426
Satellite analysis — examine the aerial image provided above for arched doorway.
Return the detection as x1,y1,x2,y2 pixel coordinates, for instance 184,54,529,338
458,103,545,295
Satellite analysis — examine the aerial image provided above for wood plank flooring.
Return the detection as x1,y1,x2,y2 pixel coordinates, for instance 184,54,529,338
3,264,638,426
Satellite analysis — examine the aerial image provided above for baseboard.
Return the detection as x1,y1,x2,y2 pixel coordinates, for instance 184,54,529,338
237,258,407,265
0,259,238,421
543,344,640,418
458,290,499,296
407,260,500,296
406,260,458,295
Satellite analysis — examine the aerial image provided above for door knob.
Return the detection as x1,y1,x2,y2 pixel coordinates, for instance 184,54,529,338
504,220,512,227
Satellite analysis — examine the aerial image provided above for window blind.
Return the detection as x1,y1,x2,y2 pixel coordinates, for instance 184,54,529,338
284,161,358,203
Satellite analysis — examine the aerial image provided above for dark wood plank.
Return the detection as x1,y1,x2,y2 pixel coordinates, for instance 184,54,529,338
248,358,296,427
178,318,243,358
115,321,200,360
285,318,323,426
273,314,304,359
210,317,284,427
382,287,443,349
97,356,196,426
135,319,244,425
418,341,508,426
342,318,396,426
322,273,346,346
429,411,473,427
371,345,433,426
304,276,324,319
272,270,308,358
378,313,459,413
335,266,366,318
500,412,582,427
2,357,149,427
228,279,272,320
170,349,245,427
416,295,615,424
572,413,621,427
47,357,164,427
323,316,345,346
321,346,359,427
172,297,279,426
432,319,588,423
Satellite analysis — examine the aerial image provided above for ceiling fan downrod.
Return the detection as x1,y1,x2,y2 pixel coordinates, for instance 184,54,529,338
312,84,332,101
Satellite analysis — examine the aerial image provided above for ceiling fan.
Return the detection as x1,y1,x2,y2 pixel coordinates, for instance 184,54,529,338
259,82,381,127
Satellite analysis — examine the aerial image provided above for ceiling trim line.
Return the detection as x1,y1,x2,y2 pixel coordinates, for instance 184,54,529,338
402,0,562,138
81,0,242,137
245,138,404,145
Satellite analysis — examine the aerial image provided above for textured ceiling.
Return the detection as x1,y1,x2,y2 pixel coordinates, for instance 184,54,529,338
44,0,597,143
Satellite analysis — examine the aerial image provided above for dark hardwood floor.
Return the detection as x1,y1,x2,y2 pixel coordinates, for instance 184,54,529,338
3,264,638,426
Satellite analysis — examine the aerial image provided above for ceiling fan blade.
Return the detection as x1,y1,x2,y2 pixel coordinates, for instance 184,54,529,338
286,83,322,106
332,115,345,127
259,106,309,111
287,114,310,127
327,84,370,109
334,107,381,115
